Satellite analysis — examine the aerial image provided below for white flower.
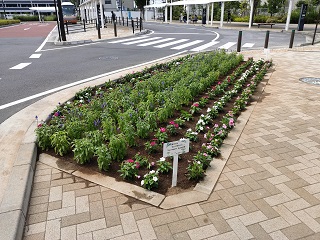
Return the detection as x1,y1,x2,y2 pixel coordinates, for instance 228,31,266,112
67,101,71,105
79,100,84,103
197,161,201,164
153,176,158,182
150,170,155,174
141,180,144,186
187,128,192,132
207,108,211,112
200,126,203,130
160,157,165,162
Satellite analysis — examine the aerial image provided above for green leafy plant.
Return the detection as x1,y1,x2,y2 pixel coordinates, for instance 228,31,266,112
166,121,179,135
141,170,159,190
185,128,199,142
190,102,201,114
118,159,139,180
72,138,95,164
186,161,205,180
95,145,112,171
156,157,172,174
193,151,212,169
180,110,193,121
144,140,158,154
35,123,57,151
50,131,70,156
154,128,168,144
101,117,116,141
108,134,127,162
134,153,149,168
136,119,151,139
85,130,104,146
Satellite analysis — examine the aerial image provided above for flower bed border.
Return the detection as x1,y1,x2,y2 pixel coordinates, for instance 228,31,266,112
37,55,272,209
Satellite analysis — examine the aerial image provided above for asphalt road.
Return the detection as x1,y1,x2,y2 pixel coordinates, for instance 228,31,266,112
0,21,307,124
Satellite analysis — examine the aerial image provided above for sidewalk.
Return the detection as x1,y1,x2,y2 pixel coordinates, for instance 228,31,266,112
1,22,320,240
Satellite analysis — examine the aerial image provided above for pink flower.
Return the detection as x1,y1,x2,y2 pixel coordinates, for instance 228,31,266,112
229,118,234,126
151,162,155,166
193,103,199,107
37,124,43,128
135,162,140,169
160,127,166,133
203,153,208,157
218,81,221,85
222,124,227,129
214,124,219,128
174,123,179,128
136,175,141,179
204,134,207,139
54,112,59,117
127,159,134,163
150,141,156,146
169,121,175,125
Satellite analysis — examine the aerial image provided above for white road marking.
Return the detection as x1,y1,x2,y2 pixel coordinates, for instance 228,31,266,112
35,25,57,52
218,42,237,49
39,42,100,52
122,37,162,45
29,54,42,59
10,63,32,70
190,41,220,52
137,38,175,46
0,50,188,110
24,28,31,31
171,40,204,50
154,33,216,35
154,39,189,48
242,43,255,48
108,36,148,43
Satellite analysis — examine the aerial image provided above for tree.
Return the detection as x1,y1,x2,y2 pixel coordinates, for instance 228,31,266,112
135,0,148,12
267,0,286,16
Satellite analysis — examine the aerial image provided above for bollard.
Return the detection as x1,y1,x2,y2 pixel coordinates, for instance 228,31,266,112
126,17,128,27
122,17,124,26
65,22,69,35
289,30,295,48
97,22,101,39
312,20,319,45
83,19,86,32
131,19,134,34
237,31,242,52
136,17,139,28
140,17,142,32
264,30,270,49
114,21,117,37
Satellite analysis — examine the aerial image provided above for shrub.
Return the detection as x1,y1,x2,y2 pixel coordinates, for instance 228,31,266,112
95,145,112,172
72,138,95,164
156,157,172,174
35,123,57,151
50,131,70,156
186,161,205,180
108,134,127,162
141,170,159,190
118,159,139,180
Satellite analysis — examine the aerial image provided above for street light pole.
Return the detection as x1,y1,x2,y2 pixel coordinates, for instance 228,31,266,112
2,0,7,19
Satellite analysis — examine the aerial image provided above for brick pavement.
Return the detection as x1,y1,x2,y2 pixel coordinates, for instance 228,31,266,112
23,47,320,239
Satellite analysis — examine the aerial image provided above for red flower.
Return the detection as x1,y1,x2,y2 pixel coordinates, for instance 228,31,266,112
192,103,199,107
160,127,166,133
127,159,134,163
174,124,179,128
169,121,175,125
37,124,42,128
150,141,156,146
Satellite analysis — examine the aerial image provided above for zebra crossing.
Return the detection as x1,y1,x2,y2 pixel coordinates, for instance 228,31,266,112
108,36,255,52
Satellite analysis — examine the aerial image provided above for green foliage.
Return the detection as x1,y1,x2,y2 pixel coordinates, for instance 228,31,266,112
35,123,57,151
13,15,38,21
108,134,127,162
186,161,205,180
95,145,112,172
134,153,149,168
0,19,20,26
156,157,172,174
154,128,168,144
118,159,139,180
141,170,159,190
193,152,212,169
72,138,95,164
85,130,104,146
65,121,86,140
50,131,70,156
136,119,151,139
101,117,116,141
122,123,137,147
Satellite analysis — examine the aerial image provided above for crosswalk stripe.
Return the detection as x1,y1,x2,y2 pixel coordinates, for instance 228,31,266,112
29,54,42,59
10,63,32,70
171,40,204,50
218,42,237,49
123,37,162,45
242,43,255,48
190,41,220,52
108,36,148,43
138,38,175,46
154,39,189,48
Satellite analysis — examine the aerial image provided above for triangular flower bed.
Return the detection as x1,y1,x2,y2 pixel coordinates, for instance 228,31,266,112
36,51,272,196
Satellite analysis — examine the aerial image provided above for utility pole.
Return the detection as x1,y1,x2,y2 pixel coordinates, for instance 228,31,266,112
57,0,66,41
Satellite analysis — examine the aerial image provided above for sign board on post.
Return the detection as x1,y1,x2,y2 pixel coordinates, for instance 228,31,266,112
163,139,190,187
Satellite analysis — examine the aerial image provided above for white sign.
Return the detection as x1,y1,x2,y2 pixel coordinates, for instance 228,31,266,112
163,139,190,157
163,139,190,187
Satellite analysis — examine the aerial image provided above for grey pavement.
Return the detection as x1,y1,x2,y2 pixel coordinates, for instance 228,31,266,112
0,21,320,240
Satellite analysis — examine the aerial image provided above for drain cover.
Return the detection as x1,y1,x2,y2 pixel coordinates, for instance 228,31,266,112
300,77,320,85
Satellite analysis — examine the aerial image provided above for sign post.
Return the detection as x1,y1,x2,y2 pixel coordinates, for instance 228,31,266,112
163,139,190,187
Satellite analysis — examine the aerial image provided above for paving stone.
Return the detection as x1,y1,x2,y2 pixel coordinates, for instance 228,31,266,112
101,189,122,199
44,219,60,240
24,222,46,236
281,222,315,240
76,195,89,214
27,212,47,225
173,206,192,220
304,183,320,195
187,204,205,217
77,232,93,240
89,200,105,220
219,205,247,219
216,190,239,207
253,199,280,219
206,211,232,234
264,193,291,206
194,214,211,227
62,191,75,208
269,230,290,240
285,178,310,190
187,224,219,240
150,211,179,227
224,172,244,186
120,212,138,234
103,197,117,207
154,225,174,240
241,175,262,191
137,218,157,240
238,211,268,226
246,188,270,201
207,231,240,240
133,209,149,221
200,199,228,213
111,232,142,240
29,195,49,206
77,218,106,235
89,193,102,202
259,217,290,233
93,225,124,240
293,188,320,205
75,186,101,197
48,201,62,211
31,188,50,198
28,203,48,215
272,205,301,225
246,223,272,240
234,194,258,213
304,204,320,219
61,225,76,240
61,212,91,228
63,182,87,192
105,206,121,227
23,232,45,240
47,206,75,220
50,178,74,187
227,184,253,196
226,217,253,240
168,218,198,235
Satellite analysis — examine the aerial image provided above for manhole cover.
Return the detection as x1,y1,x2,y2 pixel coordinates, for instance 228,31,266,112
300,77,320,85
98,56,119,60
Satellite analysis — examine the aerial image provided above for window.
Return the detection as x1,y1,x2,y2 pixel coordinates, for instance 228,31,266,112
105,0,111,4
